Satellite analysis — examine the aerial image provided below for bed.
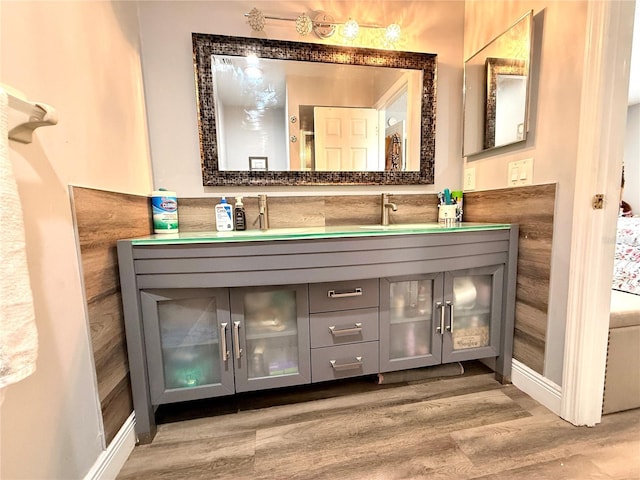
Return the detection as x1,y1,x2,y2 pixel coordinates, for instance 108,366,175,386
603,216,640,414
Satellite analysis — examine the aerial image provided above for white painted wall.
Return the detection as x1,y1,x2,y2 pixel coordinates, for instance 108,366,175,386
0,1,152,478
136,0,465,197
221,106,287,171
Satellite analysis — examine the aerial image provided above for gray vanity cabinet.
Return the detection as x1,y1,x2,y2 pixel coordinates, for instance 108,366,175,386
380,265,504,372
230,284,311,392
308,279,380,382
141,288,234,404
118,224,518,443
141,285,311,405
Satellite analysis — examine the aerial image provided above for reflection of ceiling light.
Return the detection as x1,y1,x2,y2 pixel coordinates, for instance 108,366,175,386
342,19,360,41
295,13,313,36
244,54,263,79
244,66,263,79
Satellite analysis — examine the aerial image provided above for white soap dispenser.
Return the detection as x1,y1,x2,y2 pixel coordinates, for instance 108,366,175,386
215,197,233,231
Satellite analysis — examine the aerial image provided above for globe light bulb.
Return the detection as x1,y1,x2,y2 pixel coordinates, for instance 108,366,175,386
247,7,265,32
295,13,313,36
385,23,401,44
343,19,359,41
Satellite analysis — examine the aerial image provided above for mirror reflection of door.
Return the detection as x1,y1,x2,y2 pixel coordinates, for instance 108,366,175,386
313,107,379,171
495,74,527,146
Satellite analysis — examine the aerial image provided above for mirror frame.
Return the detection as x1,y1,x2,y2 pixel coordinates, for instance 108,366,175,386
192,33,437,186
462,11,533,157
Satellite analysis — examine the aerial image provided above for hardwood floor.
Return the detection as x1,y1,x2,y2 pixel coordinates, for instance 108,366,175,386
118,365,640,479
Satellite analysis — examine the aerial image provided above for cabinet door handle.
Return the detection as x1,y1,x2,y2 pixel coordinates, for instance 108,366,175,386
330,357,363,371
327,287,363,298
445,301,454,333
329,323,363,337
233,321,242,359
220,322,229,362
436,301,445,334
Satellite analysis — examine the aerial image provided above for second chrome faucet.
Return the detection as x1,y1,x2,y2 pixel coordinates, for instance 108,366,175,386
257,194,269,231
381,193,398,226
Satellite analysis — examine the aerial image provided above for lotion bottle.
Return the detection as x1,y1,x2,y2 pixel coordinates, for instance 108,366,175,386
215,197,233,231
234,197,246,231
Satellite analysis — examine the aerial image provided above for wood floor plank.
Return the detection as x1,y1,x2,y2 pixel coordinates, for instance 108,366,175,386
451,407,640,478
471,453,614,479
251,389,529,479
117,431,255,480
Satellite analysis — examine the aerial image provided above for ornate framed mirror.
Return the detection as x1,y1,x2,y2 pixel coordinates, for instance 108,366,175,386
192,33,437,185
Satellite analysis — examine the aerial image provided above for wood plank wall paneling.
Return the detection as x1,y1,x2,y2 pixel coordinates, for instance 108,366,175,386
70,186,152,446
178,194,440,231
463,184,556,375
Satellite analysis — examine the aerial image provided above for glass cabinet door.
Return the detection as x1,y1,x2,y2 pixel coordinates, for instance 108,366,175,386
141,288,233,404
441,265,504,363
380,274,443,372
230,284,310,392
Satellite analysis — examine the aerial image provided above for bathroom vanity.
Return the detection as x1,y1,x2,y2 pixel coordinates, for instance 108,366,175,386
117,223,518,443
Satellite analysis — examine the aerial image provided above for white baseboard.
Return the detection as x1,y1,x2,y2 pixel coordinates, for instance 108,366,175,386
511,359,562,415
84,413,136,480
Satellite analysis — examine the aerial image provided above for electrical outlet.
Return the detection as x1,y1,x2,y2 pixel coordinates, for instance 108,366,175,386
464,167,476,191
508,158,533,186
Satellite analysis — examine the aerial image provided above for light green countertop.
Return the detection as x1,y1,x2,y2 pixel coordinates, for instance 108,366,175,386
130,223,511,245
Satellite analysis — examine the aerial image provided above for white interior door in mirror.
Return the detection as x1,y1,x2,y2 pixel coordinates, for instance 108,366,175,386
494,75,527,146
314,107,380,171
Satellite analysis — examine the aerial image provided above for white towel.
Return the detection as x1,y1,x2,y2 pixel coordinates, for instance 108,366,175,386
0,86,38,388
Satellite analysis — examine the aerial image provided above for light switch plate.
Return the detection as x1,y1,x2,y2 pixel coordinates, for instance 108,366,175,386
464,167,476,191
508,158,533,186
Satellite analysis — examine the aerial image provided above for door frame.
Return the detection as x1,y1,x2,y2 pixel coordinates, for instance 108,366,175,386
561,0,635,426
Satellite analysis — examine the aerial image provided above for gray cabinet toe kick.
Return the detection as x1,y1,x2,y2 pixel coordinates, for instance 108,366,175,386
117,226,518,444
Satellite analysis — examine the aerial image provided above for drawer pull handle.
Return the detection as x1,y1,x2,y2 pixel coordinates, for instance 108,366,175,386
330,356,363,371
446,301,454,333
329,323,363,337
220,322,229,362
233,321,242,359
328,287,363,298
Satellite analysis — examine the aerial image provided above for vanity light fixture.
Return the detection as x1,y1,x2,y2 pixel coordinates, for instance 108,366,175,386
244,7,401,47
341,18,360,41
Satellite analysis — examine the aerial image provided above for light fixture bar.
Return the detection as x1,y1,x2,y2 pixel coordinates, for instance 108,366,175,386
243,8,401,45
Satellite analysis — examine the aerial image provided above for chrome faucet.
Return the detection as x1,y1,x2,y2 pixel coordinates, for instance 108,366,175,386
381,193,398,226
257,194,269,231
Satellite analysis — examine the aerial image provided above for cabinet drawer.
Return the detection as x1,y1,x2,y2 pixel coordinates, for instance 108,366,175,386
309,278,379,313
311,341,379,382
310,308,379,348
